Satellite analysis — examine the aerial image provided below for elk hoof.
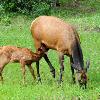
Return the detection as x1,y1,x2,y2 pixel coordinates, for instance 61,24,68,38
50,69,55,78
58,79,63,85
37,77,42,84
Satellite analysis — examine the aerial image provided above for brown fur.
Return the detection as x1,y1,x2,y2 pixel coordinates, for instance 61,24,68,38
0,46,45,84
31,16,80,55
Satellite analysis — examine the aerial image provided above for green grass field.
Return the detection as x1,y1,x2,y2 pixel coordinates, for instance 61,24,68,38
0,7,100,100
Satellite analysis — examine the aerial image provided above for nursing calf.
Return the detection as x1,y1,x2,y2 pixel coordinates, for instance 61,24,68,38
0,45,45,84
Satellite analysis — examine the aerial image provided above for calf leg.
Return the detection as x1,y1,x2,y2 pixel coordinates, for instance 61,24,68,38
27,65,36,80
59,52,64,83
70,57,75,83
43,54,55,78
0,56,10,83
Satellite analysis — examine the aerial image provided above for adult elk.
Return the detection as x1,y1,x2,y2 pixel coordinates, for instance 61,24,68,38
30,16,90,88
0,45,46,84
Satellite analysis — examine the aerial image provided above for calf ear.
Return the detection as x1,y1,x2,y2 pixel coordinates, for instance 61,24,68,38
41,43,46,48
38,48,42,51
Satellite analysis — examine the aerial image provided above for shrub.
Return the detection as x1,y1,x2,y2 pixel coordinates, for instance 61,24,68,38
0,0,51,16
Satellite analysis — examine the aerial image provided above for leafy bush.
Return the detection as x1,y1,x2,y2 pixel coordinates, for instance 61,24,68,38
0,0,51,16
31,2,50,17
0,4,12,25
0,4,5,18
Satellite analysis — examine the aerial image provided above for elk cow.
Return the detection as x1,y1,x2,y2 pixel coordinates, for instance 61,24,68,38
0,45,46,84
30,16,90,88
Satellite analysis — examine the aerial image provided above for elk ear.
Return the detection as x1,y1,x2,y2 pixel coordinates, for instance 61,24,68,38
85,60,90,72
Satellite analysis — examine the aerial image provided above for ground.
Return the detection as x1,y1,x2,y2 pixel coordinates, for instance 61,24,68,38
0,3,100,99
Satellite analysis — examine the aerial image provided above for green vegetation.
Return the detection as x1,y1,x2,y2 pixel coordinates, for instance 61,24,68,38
0,0,100,100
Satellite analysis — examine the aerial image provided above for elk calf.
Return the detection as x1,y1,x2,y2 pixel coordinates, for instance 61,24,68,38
0,45,45,84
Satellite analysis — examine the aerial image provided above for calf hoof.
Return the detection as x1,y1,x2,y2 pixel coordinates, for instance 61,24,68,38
33,76,36,80
72,80,76,84
0,76,3,81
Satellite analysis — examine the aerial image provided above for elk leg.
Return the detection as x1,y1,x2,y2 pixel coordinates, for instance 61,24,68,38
43,54,55,78
36,61,41,83
27,65,36,80
70,57,75,83
59,53,64,83
0,67,3,84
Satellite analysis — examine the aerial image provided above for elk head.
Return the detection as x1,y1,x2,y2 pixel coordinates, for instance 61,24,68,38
72,60,90,89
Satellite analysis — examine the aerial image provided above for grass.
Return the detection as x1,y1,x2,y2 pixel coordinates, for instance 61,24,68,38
0,4,100,100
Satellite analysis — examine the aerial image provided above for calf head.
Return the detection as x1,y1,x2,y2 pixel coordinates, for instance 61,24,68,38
37,43,48,55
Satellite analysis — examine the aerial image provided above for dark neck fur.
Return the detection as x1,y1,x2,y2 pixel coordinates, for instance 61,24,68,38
72,40,84,70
